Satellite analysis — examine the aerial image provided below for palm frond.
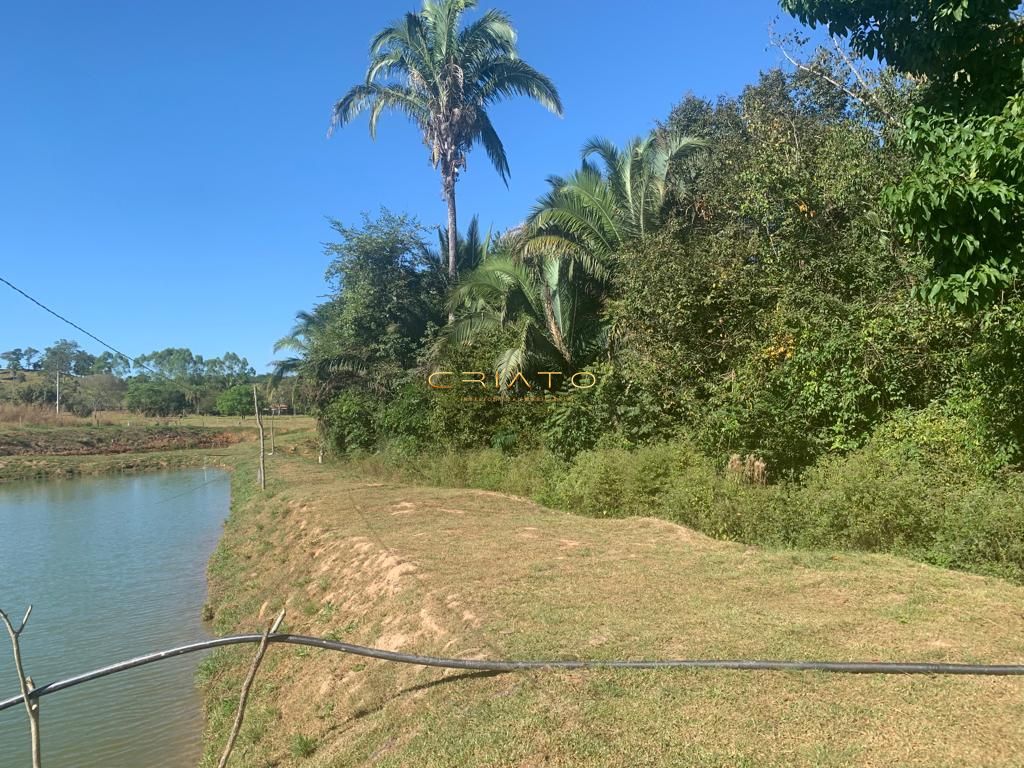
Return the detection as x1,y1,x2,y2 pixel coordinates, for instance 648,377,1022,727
330,83,430,137
444,310,503,346
475,109,510,184
472,58,563,114
458,8,517,69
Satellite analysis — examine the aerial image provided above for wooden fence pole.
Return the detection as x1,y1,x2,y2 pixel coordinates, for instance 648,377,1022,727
1,606,41,768
253,386,266,491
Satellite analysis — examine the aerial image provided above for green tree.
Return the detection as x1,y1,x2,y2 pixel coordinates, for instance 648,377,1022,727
80,374,127,412
22,347,39,370
331,0,562,285
1,349,23,373
136,348,203,380
781,0,1024,311
91,351,132,377
216,384,259,417
276,212,445,409
780,0,1022,113
40,339,82,375
609,68,968,472
124,379,187,416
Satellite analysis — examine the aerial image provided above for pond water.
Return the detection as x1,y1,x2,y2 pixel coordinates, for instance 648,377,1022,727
0,469,230,767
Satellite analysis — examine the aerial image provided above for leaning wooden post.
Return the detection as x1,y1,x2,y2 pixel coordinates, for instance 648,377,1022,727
253,386,266,491
1,606,42,768
216,610,285,768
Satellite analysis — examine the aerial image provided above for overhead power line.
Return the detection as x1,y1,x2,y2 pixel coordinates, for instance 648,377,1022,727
0,275,159,378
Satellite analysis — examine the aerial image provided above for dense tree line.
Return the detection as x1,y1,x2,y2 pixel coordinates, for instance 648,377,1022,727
278,0,1024,577
0,339,284,417
288,0,1023,463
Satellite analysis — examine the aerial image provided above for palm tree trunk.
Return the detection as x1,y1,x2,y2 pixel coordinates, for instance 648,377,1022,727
444,174,458,323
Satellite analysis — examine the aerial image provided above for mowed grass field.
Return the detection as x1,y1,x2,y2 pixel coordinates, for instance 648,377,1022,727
199,437,1024,768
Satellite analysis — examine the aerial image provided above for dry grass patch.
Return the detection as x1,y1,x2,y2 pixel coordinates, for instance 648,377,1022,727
200,451,1024,767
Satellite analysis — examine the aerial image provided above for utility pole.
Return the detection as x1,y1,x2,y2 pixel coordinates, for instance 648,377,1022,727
55,370,60,415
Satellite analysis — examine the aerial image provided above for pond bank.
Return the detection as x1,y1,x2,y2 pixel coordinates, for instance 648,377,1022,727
197,445,1024,767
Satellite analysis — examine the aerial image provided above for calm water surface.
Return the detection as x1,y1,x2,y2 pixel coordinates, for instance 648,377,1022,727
0,469,230,767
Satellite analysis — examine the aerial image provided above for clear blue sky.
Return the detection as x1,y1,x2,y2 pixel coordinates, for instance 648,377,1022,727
1,0,813,372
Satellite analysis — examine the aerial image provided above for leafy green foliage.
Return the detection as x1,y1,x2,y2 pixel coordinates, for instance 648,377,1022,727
321,390,378,454
280,211,444,418
610,69,975,473
780,0,1023,113
886,95,1024,310
123,378,188,417
782,0,1024,312
1,349,24,373
216,384,258,417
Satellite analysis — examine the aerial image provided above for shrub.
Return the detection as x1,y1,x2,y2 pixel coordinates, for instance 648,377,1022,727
375,380,433,455
321,391,378,454
553,442,709,518
424,385,543,454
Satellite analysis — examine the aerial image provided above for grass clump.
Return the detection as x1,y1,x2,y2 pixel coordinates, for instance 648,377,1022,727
289,734,317,758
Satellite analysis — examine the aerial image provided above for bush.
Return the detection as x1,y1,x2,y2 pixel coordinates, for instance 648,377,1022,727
792,412,1024,580
551,442,708,518
375,380,432,454
321,390,378,454
424,385,543,455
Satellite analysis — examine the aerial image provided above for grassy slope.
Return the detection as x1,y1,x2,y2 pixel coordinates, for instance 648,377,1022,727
201,439,1024,767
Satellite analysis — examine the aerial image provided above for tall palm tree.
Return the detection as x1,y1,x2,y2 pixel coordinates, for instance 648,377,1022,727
330,0,563,288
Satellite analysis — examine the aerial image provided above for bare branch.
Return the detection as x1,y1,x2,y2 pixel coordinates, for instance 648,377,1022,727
769,26,893,121
216,609,285,768
19,606,32,635
830,35,875,99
